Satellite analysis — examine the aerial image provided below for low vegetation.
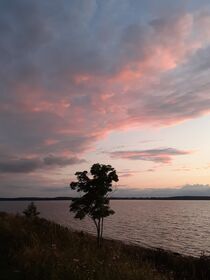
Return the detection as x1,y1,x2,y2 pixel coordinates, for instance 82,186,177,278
0,212,210,280
22,202,40,218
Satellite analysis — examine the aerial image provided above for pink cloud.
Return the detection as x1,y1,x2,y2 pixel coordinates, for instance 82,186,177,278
110,148,191,163
0,2,210,174
1,1,210,196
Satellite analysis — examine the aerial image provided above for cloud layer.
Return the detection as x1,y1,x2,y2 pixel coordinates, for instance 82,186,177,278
110,148,191,163
1,1,210,155
0,155,84,173
1,1,210,194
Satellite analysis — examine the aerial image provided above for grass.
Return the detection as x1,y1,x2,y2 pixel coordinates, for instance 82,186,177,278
0,212,210,280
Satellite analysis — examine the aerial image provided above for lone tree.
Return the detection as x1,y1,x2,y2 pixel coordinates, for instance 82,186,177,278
23,202,40,218
70,163,118,246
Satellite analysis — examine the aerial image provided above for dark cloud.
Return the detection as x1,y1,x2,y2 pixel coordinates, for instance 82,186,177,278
43,155,85,167
110,148,191,163
0,158,40,173
0,155,84,173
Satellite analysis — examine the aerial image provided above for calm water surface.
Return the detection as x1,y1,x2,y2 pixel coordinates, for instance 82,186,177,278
1,200,210,257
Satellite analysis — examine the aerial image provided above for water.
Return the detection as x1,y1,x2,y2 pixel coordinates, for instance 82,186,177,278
1,200,210,257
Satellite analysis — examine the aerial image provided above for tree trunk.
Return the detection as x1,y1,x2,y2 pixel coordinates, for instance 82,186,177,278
93,218,103,247
100,217,104,242
94,218,100,247
97,223,100,247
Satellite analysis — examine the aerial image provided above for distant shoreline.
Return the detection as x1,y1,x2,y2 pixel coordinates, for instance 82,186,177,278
1,196,210,201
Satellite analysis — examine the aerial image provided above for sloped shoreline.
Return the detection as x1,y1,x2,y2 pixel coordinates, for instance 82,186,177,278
0,212,209,280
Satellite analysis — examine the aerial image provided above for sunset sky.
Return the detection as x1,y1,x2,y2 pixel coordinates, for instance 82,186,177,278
1,0,210,197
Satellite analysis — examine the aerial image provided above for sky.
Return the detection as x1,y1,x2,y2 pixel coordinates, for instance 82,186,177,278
0,0,210,197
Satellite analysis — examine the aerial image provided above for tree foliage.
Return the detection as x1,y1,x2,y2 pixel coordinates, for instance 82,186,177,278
70,163,118,246
23,202,40,218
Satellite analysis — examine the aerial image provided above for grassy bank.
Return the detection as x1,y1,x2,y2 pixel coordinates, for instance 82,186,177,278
0,212,209,280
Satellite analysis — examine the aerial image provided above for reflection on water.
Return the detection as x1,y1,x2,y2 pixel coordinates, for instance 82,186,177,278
1,200,210,257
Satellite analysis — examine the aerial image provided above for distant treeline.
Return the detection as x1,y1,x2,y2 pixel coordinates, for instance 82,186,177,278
1,196,210,201
0,197,73,201
112,196,210,200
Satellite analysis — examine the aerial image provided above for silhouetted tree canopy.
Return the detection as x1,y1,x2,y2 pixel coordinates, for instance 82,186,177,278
70,163,119,246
